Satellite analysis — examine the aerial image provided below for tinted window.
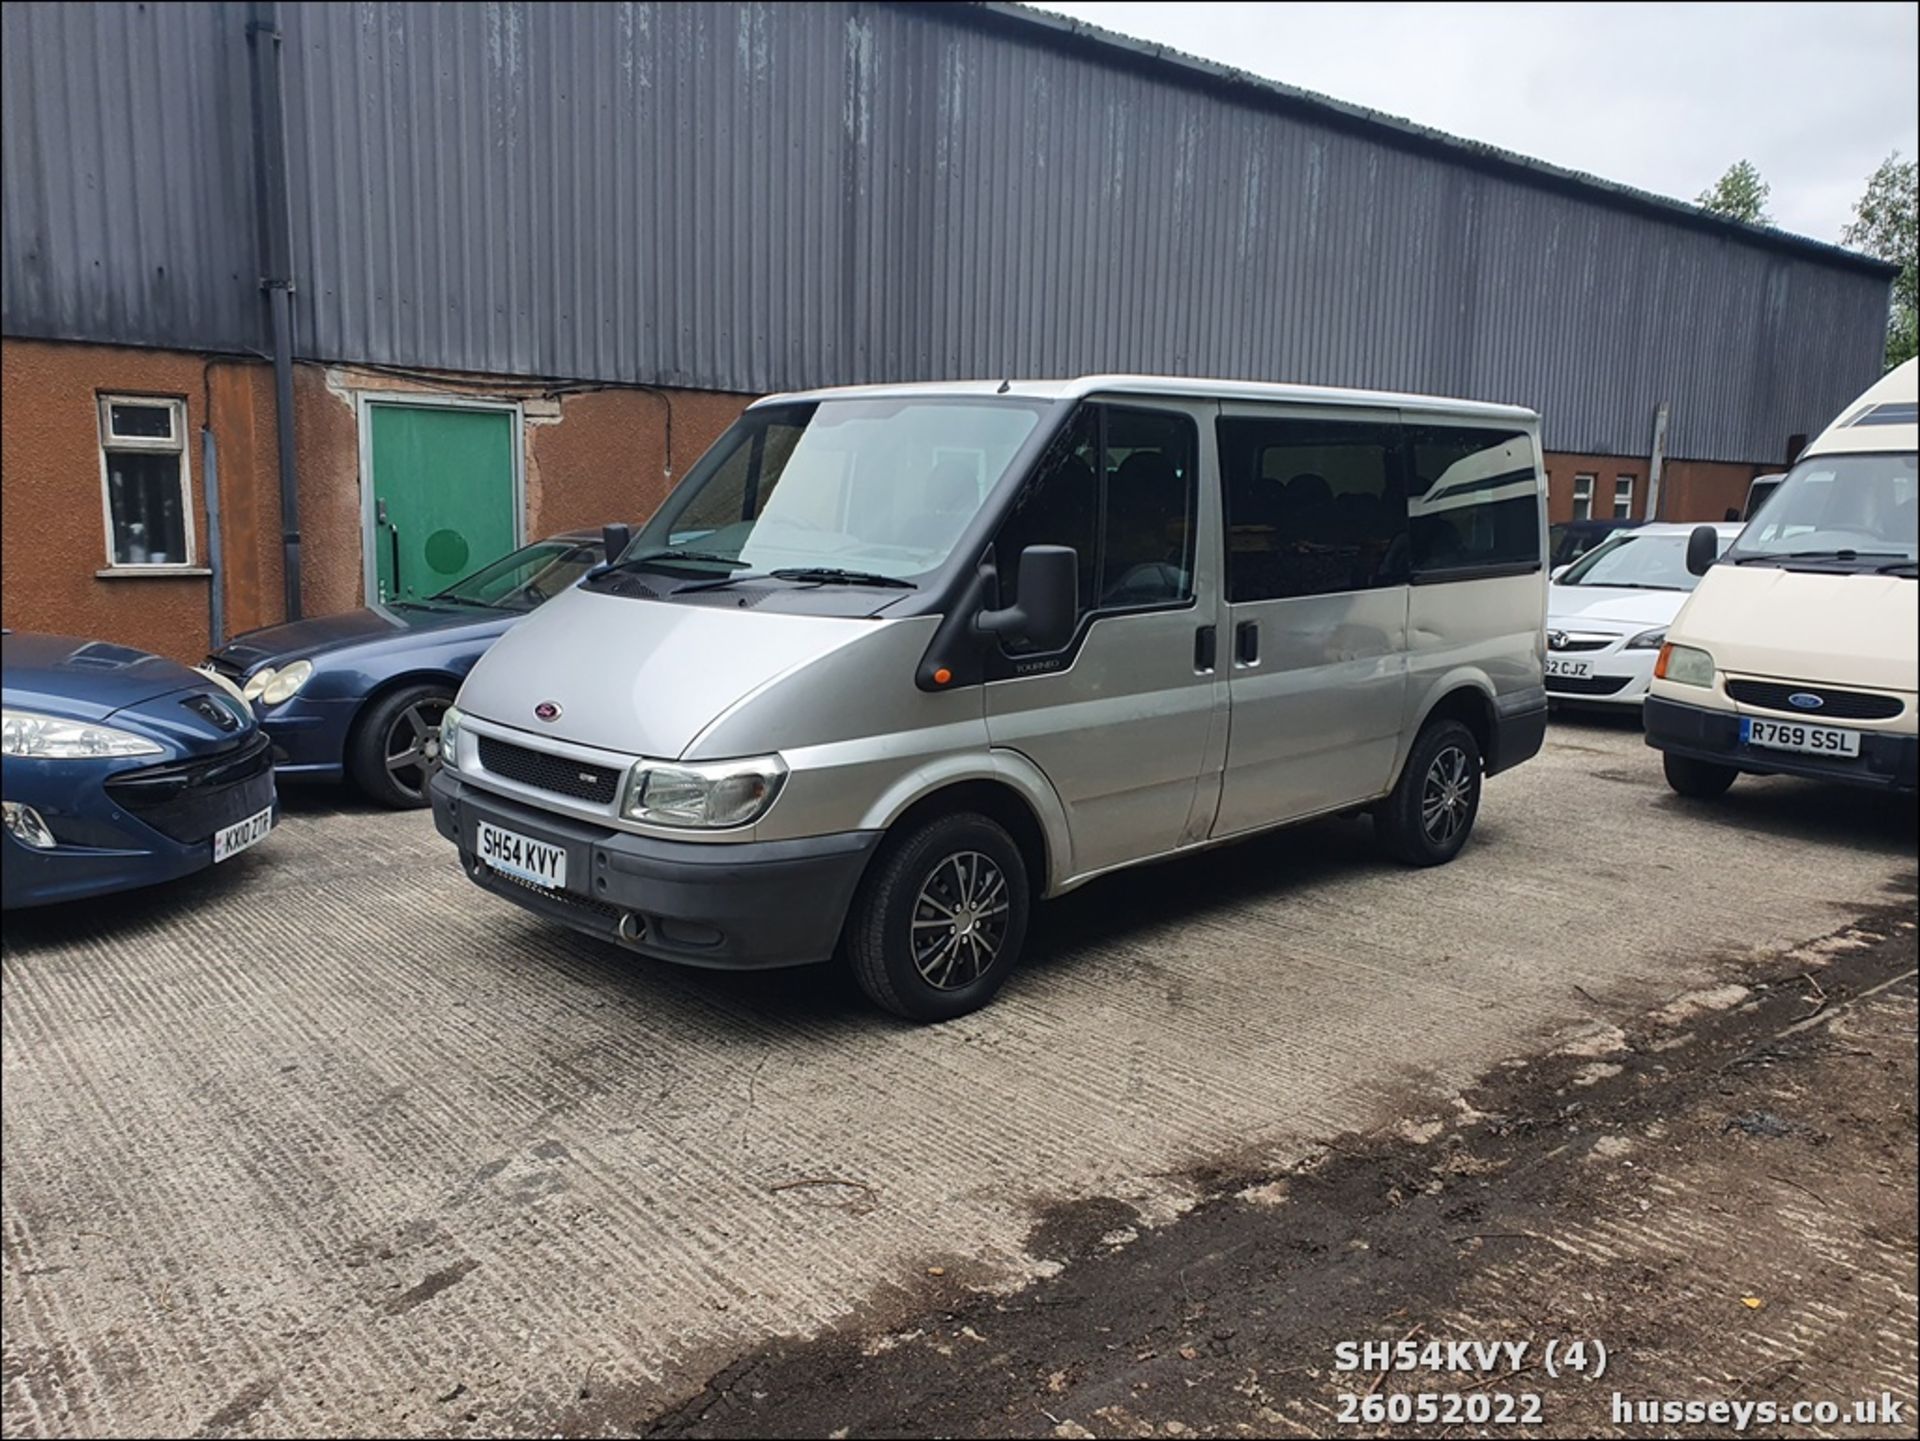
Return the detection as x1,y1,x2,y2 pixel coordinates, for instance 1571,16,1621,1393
434,541,601,610
1407,426,1541,574
995,404,1197,640
1218,416,1406,602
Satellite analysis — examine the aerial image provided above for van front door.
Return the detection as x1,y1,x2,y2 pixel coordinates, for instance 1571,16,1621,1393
1211,405,1410,837
983,401,1226,881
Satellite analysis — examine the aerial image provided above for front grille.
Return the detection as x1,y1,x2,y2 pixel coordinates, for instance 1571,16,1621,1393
1546,673,1632,696
1726,679,1904,721
201,655,246,683
1548,637,1612,653
104,732,275,843
477,735,621,803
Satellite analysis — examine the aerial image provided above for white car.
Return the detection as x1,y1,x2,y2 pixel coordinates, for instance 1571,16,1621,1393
1545,522,1745,707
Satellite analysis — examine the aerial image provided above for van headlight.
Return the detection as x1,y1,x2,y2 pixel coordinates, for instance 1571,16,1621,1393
246,659,313,706
439,705,465,769
1626,627,1666,650
622,755,787,828
1655,642,1715,687
1,709,165,758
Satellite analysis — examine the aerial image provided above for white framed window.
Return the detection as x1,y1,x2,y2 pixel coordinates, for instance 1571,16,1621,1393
1613,474,1635,519
1571,473,1595,520
97,395,194,569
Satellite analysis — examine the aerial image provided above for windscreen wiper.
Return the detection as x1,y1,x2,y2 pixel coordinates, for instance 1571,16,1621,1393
769,567,917,589
1873,557,1918,575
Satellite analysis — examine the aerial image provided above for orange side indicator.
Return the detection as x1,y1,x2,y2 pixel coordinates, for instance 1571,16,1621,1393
933,667,952,686
1653,642,1674,679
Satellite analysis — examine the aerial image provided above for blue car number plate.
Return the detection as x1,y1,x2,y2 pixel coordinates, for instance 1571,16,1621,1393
477,820,567,890
213,806,274,862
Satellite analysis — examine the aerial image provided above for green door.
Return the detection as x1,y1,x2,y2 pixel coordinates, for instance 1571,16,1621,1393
368,403,517,602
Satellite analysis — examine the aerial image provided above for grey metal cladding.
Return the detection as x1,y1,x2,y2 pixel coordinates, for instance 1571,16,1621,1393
1,1,263,354
1,1,1896,463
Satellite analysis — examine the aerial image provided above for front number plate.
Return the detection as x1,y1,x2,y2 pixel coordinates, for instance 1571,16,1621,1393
1546,657,1592,679
213,806,274,862
477,820,568,890
1740,717,1862,758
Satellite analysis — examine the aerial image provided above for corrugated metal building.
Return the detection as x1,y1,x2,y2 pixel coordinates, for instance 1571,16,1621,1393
0,0,1898,658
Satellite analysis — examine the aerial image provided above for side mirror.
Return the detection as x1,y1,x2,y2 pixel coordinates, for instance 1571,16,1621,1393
1685,525,1719,577
976,545,1078,653
602,523,632,564
1549,563,1570,582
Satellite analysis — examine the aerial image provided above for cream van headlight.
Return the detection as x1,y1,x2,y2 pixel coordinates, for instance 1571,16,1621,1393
1655,642,1715,687
623,755,788,828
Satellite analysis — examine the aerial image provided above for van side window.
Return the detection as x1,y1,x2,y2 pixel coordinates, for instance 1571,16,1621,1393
1217,416,1406,601
1406,426,1540,575
995,405,1198,638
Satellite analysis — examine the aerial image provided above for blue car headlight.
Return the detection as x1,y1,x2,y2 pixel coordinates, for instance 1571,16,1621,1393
1,709,165,759
245,659,313,707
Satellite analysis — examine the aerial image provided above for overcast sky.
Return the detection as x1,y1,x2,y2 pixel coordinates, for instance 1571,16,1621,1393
1036,2,1918,244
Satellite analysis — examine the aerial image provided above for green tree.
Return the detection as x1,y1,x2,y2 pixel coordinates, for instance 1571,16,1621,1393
1695,159,1772,225
1842,152,1918,370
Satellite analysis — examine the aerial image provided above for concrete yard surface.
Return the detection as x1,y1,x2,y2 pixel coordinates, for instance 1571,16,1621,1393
2,716,1916,1437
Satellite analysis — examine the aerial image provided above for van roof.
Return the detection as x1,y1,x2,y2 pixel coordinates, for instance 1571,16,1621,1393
1804,357,1918,458
755,374,1539,425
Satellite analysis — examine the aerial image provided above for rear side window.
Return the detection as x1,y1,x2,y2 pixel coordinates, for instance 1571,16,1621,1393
1217,415,1407,601
994,404,1197,639
1407,426,1541,575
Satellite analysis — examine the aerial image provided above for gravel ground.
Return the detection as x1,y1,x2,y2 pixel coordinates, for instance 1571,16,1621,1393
3,714,1915,1437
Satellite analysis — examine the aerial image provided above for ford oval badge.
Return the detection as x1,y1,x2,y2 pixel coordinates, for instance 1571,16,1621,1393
1787,692,1823,711
534,700,562,722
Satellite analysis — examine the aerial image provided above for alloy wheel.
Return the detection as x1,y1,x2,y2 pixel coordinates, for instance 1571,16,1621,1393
384,698,449,802
1421,745,1472,846
910,850,1011,990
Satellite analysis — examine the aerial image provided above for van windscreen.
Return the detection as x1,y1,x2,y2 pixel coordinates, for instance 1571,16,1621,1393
1725,452,1917,570
610,398,1047,586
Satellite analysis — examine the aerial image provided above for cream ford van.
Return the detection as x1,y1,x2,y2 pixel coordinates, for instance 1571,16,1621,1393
1646,358,1917,797
430,377,1549,1019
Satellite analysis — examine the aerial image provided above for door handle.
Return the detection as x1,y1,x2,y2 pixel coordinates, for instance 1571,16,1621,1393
1194,625,1217,672
1235,619,1260,666
376,500,401,597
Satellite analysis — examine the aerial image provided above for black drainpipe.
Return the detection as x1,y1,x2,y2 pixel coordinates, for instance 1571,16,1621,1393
246,1,302,620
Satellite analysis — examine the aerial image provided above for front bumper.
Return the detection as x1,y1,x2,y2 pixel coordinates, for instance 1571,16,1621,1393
2,733,279,909
1644,695,1918,792
255,697,358,780
1545,642,1656,705
430,771,881,969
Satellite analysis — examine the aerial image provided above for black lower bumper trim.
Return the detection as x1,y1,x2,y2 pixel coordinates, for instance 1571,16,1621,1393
1644,694,1917,792
430,772,882,969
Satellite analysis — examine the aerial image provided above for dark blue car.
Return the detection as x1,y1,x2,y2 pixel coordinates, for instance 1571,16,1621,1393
203,529,609,808
2,631,278,910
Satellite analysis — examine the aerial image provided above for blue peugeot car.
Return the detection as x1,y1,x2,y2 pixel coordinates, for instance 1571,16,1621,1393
203,528,614,808
2,631,278,909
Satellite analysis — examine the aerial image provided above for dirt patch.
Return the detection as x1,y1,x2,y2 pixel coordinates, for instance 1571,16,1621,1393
642,901,1919,1439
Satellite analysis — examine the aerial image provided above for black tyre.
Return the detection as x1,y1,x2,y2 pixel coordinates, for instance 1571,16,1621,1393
1663,751,1738,800
348,682,454,809
846,811,1030,1022
1375,718,1483,867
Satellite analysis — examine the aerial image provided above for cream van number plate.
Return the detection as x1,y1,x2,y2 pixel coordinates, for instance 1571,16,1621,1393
1741,717,1861,758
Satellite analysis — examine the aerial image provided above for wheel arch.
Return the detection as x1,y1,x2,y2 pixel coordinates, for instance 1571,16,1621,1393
343,670,465,756
1397,674,1497,785
856,753,1070,898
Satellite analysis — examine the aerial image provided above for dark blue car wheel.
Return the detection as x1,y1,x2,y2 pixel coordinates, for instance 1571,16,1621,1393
349,683,453,809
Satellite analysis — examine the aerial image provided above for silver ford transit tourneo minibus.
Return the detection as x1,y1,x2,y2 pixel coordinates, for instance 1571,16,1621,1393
430,377,1549,1020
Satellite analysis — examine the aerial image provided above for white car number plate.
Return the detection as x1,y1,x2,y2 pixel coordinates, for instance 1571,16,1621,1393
477,820,567,890
213,806,274,862
1740,717,1861,758
1546,657,1592,679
